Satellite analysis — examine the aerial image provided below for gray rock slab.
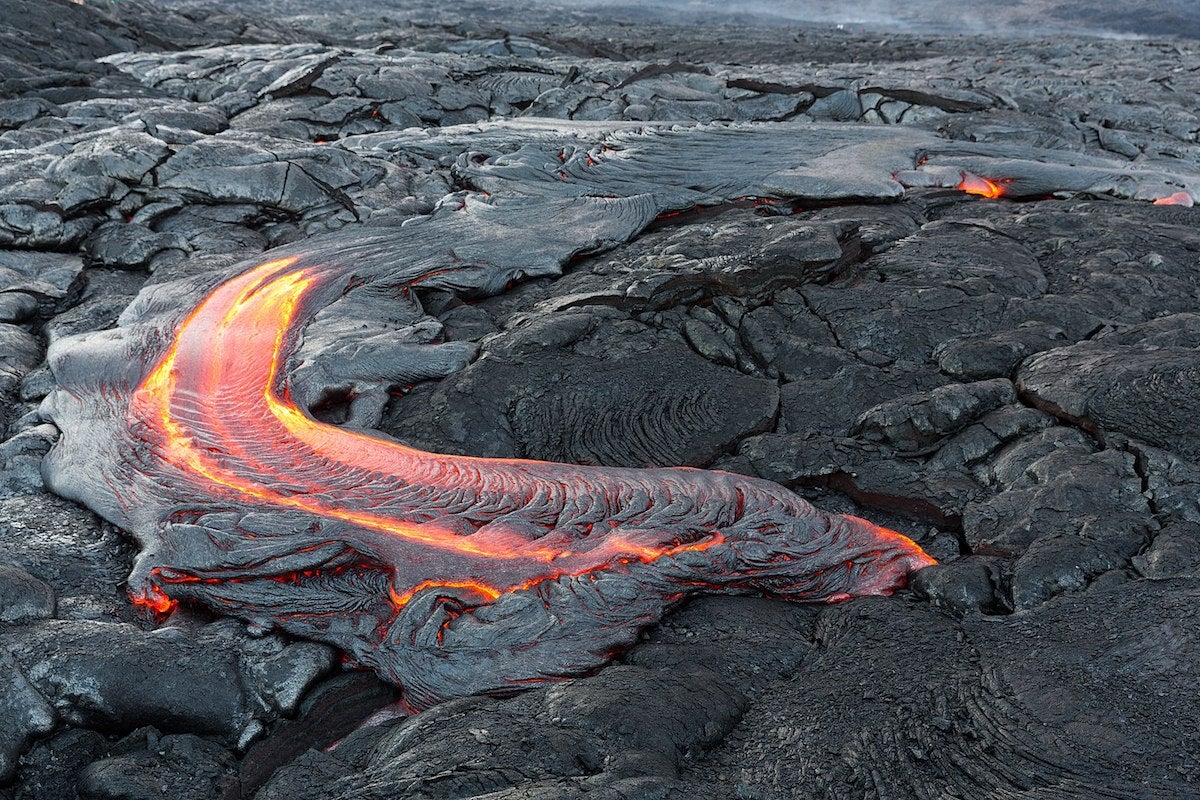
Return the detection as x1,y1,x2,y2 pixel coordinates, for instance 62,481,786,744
0,651,57,783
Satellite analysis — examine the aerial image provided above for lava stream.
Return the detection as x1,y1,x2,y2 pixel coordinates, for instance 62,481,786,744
112,251,934,705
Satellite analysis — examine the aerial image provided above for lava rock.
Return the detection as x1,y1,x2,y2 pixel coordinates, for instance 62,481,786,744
77,733,236,800
1019,340,1200,461
0,423,57,496
1133,522,1200,578
257,663,747,800
1009,514,1149,610
0,564,55,624
909,556,1009,617
0,323,41,396
0,651,57,783
690,578,1200,798
935,321,1068,380
83,221,189,270
384,339,779,468
854,378,1016,451
1,620,257,738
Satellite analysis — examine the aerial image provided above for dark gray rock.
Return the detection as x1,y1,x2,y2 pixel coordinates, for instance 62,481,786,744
43,293,131,343
1,620,257,738
0,324,41,395
257,663,746,800
83,221,190,270
1010,514,1150,609
18,366,55,403
234,672,400,797
0,203,93,249
0,652,57,783
967,437,1148,552
682,316,737,367
626,596,818,695
155,134,380,215
0,565,55,624
77,733,236,800
689,578,1200,799
935,321,1069,380
1019,340,1200,461
740,431,980,529
1133,522,1200,578
778,360,945,439
853,378,1016,452
384,339,779,468
0,98,54,129
9,728,110,798
45,129,170,185
0,250,85,321
807,89,863,122
240,639,336,717
910,556,1010,617
0,291,37,323
0,494,128,603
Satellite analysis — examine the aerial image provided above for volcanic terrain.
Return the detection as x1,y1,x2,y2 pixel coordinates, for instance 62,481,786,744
1,1,1199,799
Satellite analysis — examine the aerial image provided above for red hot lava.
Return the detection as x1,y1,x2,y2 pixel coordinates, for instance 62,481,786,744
113,253,933,706
957,172,1008,199
1153,191,1194,206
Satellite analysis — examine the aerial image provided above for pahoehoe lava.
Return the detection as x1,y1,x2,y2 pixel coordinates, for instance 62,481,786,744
5,3,1200,796
35,115,1200,709
37,125,954,708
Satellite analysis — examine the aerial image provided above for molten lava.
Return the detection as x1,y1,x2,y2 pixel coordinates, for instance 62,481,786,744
1153,191,1194,207
958,172,1007,199
105,251,937,705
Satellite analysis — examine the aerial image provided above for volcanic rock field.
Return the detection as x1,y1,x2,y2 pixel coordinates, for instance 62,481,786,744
2,0,1200,798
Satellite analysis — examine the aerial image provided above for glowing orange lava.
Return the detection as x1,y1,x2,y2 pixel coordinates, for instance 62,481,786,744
957,172,1007,199
131,583,177,615
1153,191,1194,207
130,258,742,610
104,249,937,703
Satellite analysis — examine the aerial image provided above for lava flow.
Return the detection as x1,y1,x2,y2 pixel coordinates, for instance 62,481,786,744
958,172,1008,199
63,250,935,707
1153,191,1194,206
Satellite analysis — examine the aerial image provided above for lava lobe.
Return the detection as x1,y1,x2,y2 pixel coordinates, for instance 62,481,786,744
50,250,932,708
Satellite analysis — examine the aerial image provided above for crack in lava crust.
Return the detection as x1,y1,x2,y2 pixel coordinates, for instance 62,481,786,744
100,252,934,706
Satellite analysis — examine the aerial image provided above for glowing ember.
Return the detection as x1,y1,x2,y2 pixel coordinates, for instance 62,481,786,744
957,172,1007,199
131,583,177,615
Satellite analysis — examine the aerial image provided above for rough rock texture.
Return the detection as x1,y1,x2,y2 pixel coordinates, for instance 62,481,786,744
257,663,748,800
2,0,1200,798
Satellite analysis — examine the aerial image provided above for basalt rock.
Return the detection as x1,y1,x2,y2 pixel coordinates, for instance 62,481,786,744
257,663,748,800
690,578,1200,799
